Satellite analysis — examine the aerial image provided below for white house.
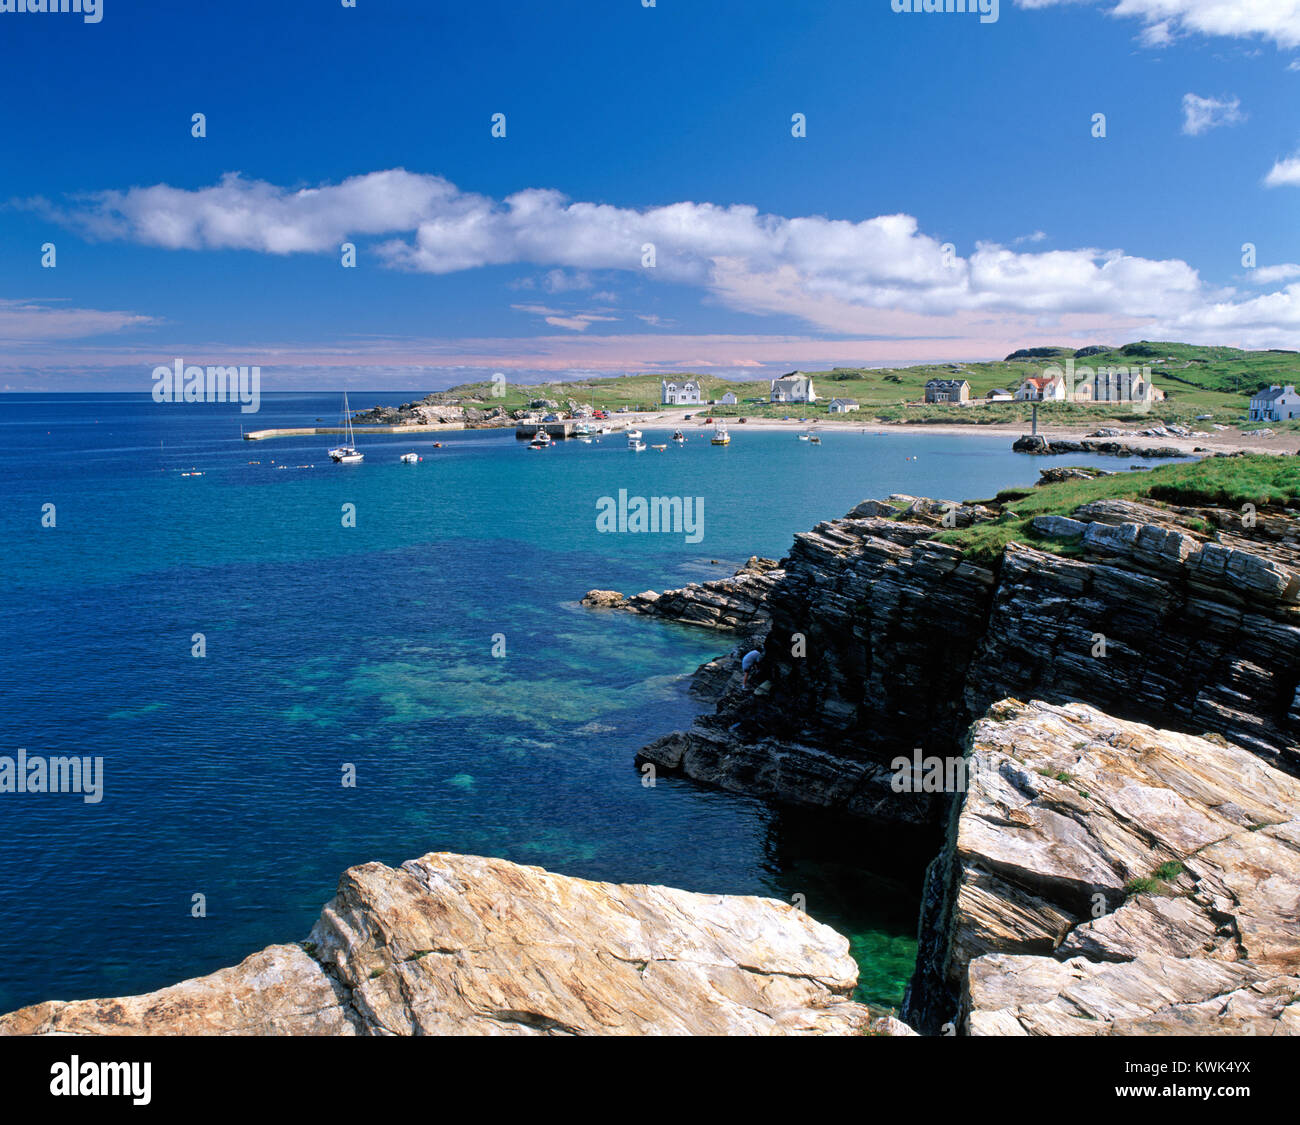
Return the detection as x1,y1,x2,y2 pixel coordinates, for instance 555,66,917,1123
828,398,860,413
987,388,1014,402
661,378,702,405
718,391,737,405
1249,384,1300,421
770,373,816,403
1015,375,1066,402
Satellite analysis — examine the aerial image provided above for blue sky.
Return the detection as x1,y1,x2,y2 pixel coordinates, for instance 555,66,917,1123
2,0,1299,390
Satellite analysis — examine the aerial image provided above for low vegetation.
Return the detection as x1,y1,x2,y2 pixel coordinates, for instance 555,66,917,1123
934,455,1300,564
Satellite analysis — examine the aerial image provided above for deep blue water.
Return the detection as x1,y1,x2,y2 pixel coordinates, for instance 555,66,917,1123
0,393,1181,1012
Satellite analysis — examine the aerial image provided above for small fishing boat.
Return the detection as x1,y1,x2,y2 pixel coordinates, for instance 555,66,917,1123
798,431,811,441
809,434,822,445
400,452,420,463
625,428,643,441
710,424,731,446
628,434,646,451
328,392,364,463
651,443,667,451
574,422,592,436
671,430,685,442
529,429,552,449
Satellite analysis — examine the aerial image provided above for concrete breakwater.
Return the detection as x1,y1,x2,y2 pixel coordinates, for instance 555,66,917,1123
242,422,466,441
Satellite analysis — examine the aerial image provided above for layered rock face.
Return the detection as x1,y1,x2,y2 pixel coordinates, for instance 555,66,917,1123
0,853,880,1036
904,699,1300,1036
583,556,782,637
635,492,1300,825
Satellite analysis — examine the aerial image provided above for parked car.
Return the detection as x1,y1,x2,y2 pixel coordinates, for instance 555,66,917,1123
738,417,747,423
684,414,692,420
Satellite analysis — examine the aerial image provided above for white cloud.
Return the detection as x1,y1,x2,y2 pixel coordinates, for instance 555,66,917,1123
1139,19,1176,46
1017,0,1300,50
1264,152,1300,186
1249,263,1300,283
0,298,156,342
541,269,593,293
510,303,618,332
1181,93,1245,134
38,168,1300,349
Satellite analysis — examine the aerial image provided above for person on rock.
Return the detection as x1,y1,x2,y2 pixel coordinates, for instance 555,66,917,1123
741,648,762,688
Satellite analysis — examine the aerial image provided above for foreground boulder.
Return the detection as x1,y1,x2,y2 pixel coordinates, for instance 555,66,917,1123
0,853,874,1036
905,699,1300,1036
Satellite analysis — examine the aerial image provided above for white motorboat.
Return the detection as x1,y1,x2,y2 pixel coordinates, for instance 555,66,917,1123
529,429,552,449
328,392,364,463
400,452,419,463
625,428,643,441
710,424,731,446
628,434,646,451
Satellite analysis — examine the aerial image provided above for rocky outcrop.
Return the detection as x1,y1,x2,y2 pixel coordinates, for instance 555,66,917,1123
582,556,783,637
1012,434,1187,458
635,489,1300,825
352,397,511,428
0,853,878,1036
904,699,1300,1036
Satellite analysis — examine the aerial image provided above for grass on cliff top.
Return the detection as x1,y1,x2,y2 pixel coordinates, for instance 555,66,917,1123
933,455,1300,564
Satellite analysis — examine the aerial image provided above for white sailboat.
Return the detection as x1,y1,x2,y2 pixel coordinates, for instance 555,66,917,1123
328,392,364,463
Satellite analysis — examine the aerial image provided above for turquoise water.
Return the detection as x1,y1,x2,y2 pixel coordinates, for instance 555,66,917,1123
0,393,1176,1012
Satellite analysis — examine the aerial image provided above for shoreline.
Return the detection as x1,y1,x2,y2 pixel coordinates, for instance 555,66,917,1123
613,411,1297,458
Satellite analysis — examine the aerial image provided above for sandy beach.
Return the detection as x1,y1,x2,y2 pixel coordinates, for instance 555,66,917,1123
622,410,1297,458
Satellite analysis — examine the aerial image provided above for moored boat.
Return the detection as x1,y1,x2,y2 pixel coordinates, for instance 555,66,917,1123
328,391,364,463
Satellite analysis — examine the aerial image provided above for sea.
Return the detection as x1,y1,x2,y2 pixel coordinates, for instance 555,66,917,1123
0,392,1183,1013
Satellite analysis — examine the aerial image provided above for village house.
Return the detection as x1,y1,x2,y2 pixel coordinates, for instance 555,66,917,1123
770,373,817,403
986,388,1013,402
718,391,737,405
828,398,860,413
1071,366,1164,404
1036,359,1166,404
1249,384,1300,421
661,378,702,406
924,378,970,404
1014,375,1066,402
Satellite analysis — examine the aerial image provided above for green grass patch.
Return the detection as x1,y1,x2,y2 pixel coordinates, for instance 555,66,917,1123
933,455,1299,563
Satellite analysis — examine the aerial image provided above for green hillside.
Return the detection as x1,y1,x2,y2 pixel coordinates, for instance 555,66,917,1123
431,341,1298,429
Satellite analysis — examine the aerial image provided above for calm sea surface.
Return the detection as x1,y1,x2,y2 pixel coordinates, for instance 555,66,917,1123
0,392,1179,1011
